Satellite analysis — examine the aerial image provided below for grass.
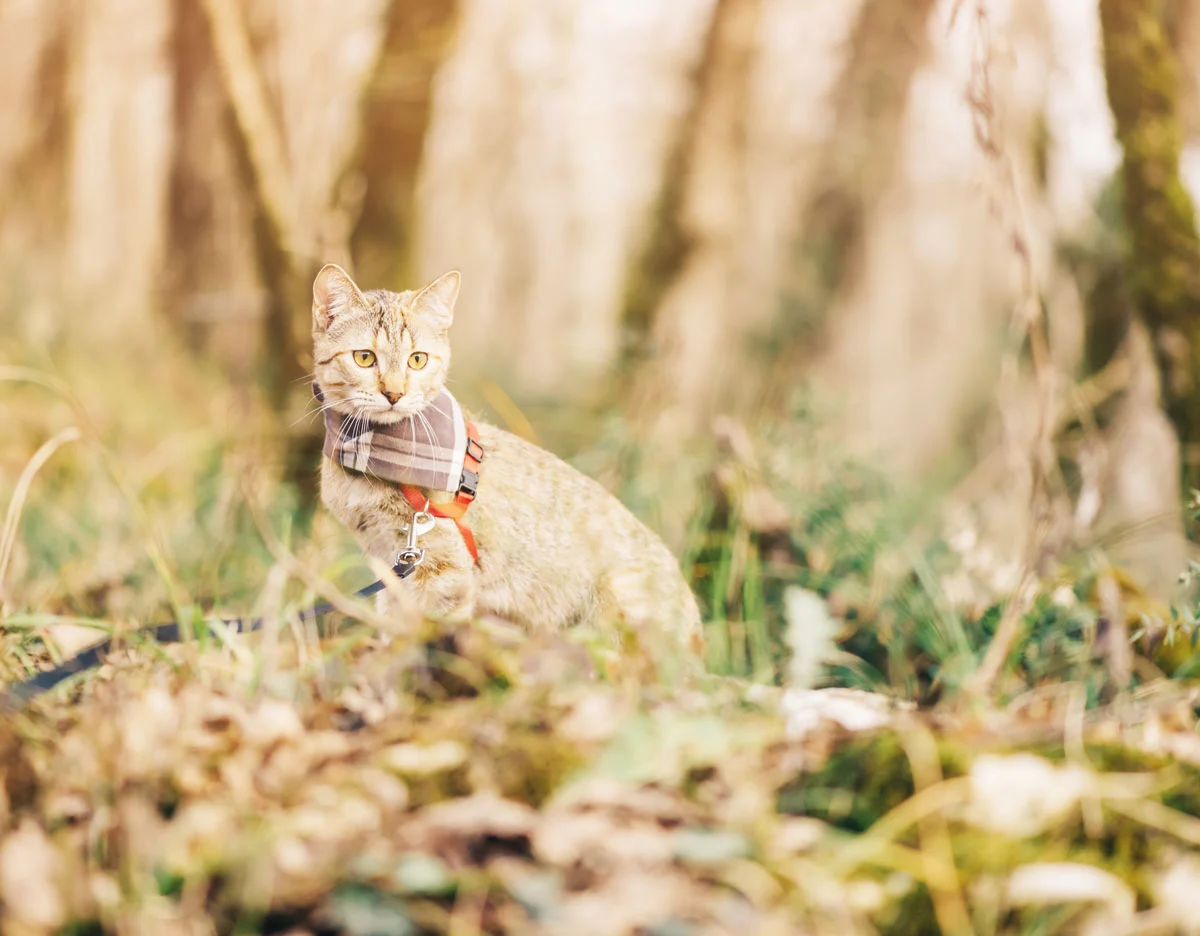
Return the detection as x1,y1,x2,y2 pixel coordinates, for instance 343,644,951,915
5,333,1200,934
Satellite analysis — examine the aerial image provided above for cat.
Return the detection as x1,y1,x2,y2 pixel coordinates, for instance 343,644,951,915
312,264,704,662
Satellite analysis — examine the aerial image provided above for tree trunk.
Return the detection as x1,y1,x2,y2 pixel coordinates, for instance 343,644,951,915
1099,0,1200,462
416,0,717,400
620,0,949,547
351,0,460,291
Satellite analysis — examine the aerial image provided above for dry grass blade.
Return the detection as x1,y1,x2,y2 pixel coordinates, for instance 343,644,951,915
0,426,81,603
239,477,412,639
899,723,975,936
0,366,189,617
1107,798,1200,849
830,777,973,877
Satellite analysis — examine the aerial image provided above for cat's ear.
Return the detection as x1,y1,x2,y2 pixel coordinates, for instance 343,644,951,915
313,263,367,331
413,270,460,330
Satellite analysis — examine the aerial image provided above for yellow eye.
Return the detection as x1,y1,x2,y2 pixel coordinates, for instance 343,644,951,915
408,351,428,370
352,350,376,367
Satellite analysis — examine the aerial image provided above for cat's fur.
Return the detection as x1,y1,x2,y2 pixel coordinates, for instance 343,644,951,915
313,264,703,657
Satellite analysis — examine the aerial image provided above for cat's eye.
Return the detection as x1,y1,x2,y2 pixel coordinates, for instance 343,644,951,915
408,351,428,370
352,350,376,368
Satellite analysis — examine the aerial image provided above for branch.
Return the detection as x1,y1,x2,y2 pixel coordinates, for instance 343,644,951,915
199,0,302,261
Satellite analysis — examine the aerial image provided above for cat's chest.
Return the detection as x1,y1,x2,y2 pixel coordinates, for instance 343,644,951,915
320,458,470,557
321,459,407,526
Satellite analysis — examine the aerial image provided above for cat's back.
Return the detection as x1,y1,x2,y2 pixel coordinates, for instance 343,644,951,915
470,419,657,549
471,420,702,641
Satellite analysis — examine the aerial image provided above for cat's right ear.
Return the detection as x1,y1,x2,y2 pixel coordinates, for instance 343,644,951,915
313,264,366,332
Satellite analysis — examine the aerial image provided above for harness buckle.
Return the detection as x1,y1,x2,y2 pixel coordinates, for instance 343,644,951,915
458,468,479,499
396,548,425,569
466,437,485,463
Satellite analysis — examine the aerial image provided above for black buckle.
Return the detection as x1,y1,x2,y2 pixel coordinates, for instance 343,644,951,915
466,437,485,462
392,558,419,580
458,468,479,498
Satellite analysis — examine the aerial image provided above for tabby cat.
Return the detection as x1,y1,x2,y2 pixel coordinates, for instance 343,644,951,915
312,264,703,659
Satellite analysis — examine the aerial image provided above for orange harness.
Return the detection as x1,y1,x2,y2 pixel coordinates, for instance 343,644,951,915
399,422,483,562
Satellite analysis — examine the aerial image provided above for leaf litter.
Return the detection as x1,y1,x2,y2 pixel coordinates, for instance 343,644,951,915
2,615,1200,935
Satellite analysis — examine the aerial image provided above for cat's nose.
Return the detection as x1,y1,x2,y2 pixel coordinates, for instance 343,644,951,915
382,390,402,405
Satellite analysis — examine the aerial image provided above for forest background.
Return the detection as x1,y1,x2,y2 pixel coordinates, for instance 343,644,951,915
5,0,1200,933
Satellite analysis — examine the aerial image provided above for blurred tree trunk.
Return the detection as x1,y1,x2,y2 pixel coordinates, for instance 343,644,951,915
0,0,71,345
417,0,717,400
0,0,172,340
68,0,174,335
167,0,265,385
0,0,67,232
769,0,940,428
166,0,390,493
1100,0,1200,463
619,0,948,547
351,0,459,291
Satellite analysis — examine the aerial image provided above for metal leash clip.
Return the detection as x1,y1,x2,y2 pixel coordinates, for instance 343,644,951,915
397,509,435,567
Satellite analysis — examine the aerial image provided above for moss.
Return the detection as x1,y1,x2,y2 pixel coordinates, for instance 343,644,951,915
1099,0,1200,446
776,731,914,832
874,882,938,936
491,722,586,808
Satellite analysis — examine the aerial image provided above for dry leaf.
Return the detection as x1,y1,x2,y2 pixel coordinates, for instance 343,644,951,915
0,819,65,929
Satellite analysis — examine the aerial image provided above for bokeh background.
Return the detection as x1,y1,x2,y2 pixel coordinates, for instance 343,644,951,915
13,4,1200,933
2,0,1199,686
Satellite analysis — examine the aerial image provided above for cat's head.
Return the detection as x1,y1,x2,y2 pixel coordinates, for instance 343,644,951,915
311,264,459,425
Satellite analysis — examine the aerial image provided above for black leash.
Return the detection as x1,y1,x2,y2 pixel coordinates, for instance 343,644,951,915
2,559,418,707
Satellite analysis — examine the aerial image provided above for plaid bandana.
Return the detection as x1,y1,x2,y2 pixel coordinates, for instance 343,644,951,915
314,383,469,493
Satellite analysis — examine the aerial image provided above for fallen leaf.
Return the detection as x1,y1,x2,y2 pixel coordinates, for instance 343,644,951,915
0,819,65,929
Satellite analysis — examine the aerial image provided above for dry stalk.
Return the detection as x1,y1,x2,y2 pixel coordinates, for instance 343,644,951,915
0,427,81,605
956,2,1062,699
898,721,975,936
1097,570,1133,690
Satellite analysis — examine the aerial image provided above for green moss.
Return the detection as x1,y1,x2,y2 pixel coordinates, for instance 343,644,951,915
492,723,585,807
777,731,914,832
874,882,937,936
1100,0,1200,445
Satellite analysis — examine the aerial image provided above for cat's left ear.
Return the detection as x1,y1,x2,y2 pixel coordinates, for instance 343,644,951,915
413,271,460,331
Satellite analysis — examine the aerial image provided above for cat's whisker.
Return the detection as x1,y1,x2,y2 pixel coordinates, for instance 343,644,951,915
404,414,420,472
355,406,386,482
415,411,437,459
332,403,366,478
291,397,345,428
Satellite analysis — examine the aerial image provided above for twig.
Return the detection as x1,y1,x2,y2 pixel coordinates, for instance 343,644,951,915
957,1,1062,699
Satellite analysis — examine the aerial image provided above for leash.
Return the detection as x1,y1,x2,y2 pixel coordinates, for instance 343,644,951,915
1,557,419,708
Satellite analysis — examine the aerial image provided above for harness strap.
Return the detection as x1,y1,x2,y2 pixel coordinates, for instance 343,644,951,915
400,421,483,563
400,486,479,562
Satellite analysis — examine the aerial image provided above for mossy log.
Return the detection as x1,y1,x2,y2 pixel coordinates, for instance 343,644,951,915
1099,0,1200,448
